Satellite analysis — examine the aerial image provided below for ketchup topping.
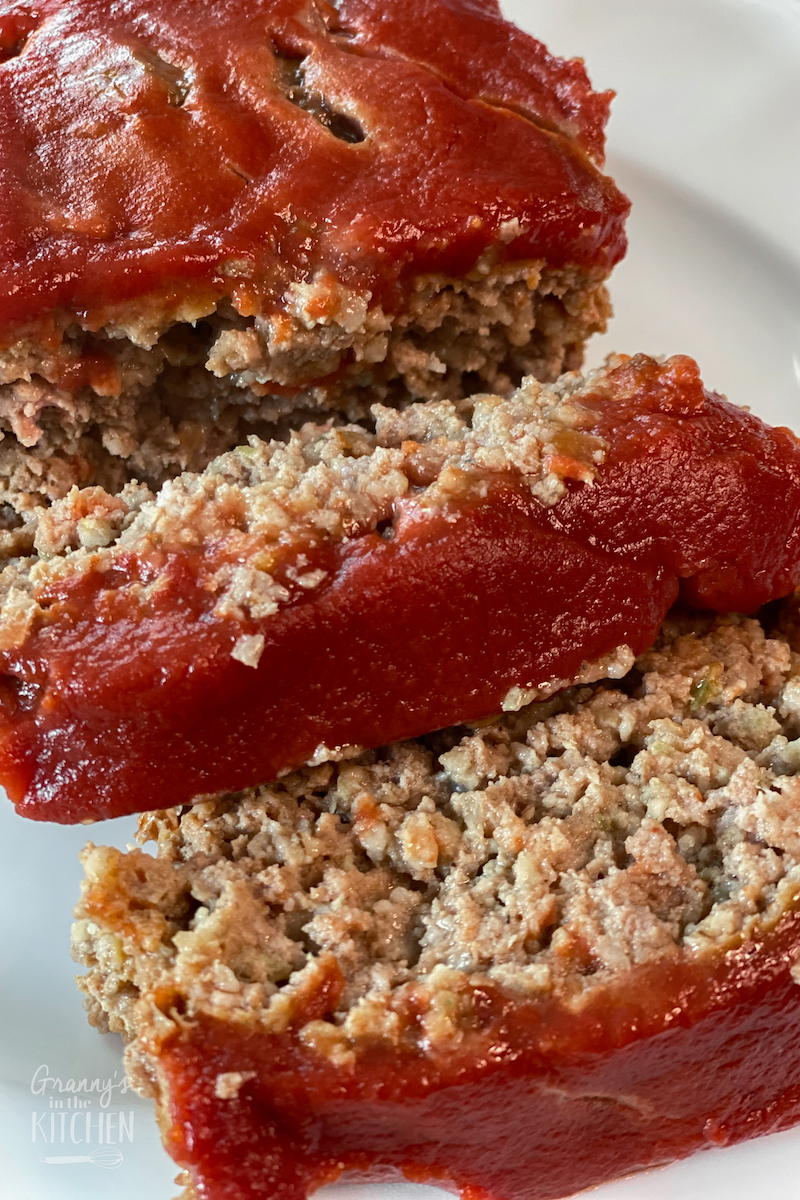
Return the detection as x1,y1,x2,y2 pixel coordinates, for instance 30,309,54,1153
1,355,800,823
156,909,800,1200
0,0,628,341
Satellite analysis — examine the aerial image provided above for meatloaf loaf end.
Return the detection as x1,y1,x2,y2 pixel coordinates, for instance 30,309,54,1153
73,597,800,1200
4,354,800,823
0,0,627,517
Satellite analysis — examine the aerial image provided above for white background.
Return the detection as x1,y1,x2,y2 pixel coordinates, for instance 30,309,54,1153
2,1,800,1196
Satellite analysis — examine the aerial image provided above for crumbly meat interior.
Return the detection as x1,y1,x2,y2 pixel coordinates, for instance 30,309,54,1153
0,365,610,649
0,263,609,519
73,599,800,1069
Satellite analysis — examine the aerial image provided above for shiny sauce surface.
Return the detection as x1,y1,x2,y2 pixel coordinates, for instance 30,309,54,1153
156,909,800,1199
2,356,800,822
0,0,628,338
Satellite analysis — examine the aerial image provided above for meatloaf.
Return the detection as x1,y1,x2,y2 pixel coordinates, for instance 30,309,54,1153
73,596,800,1199
4,354,800,823
0,0,627,517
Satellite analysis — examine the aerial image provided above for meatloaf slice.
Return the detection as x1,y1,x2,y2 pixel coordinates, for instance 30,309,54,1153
0,0,627,516
3,353,800,824
73,597,800,1200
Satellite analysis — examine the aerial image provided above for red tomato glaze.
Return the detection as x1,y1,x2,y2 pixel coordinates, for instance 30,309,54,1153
0,486,677,821
157,909,800,1200
0,0,627,340
2,356,800,823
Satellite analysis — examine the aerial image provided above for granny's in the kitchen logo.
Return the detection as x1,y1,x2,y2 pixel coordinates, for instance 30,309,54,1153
30,1063,134,1168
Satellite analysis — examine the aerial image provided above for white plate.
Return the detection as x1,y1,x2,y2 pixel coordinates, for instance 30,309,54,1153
3,1,800,1196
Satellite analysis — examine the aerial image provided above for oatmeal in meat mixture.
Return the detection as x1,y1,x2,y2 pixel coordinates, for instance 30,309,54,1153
7,353,800,825
74,600,800,1057
0,0,627,517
